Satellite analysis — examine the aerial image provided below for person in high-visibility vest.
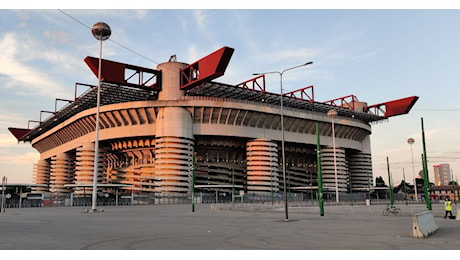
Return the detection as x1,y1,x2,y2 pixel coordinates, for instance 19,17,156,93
444,197,453,218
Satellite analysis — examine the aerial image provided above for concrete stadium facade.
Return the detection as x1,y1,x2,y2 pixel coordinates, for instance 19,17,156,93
9,47,418,202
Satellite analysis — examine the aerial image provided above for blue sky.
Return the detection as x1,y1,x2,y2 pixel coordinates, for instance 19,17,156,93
1,4,460,187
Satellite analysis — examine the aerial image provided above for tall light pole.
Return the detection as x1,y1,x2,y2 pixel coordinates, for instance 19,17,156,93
91,22,111,212
327,109,339,203
407,137,418,202
253,61,313,221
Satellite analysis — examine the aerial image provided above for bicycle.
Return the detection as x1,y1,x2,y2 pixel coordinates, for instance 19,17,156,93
383,204,401,216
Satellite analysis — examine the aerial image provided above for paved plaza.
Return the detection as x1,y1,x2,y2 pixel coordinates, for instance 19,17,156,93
0,202,459,250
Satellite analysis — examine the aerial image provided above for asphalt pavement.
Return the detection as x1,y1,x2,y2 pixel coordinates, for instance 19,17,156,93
0,202,458,251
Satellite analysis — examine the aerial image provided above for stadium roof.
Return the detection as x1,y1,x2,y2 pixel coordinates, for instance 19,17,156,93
8,47,418,143
10,79,387,143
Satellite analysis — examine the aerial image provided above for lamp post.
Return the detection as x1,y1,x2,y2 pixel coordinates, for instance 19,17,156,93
407,137,418,202
91,22,111,212
327,109,339,203
253,61,313,221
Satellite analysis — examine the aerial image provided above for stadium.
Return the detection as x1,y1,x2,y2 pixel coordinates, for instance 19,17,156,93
8,46,418,205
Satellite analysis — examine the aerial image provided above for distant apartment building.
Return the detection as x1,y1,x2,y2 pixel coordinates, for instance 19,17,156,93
433,163,451,186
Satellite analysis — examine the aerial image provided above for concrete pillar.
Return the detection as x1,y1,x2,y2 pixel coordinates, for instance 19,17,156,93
154,61,194,194
348,152,372,191
74,143,101,196
33,159,50,192
50,152,72,193
246,138,279,194
157,61,188,101
321,146,348,193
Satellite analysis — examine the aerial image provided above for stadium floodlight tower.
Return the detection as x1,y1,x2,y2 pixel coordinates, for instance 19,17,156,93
253,61,313,221
90,22,111,213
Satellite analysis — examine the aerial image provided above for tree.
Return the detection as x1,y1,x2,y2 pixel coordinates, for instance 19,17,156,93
375,176,386,187
394,180,411,194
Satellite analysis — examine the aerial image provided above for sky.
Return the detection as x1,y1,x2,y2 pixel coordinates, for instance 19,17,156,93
2,2,460,187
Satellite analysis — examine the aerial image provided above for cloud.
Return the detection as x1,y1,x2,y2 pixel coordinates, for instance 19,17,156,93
187,45,199,63
44,30,70,43
0,149,38,165
257,48,322,65
133,10,149,19
0,133,18,147
0,148,37,183
193,10,207,32
351,48,384,63
423,127,449,139
0,32,72,97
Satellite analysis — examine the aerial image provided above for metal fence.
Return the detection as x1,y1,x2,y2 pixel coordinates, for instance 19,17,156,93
0,191,413,209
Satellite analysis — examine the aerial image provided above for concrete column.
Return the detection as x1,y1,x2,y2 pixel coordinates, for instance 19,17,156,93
321,147,348,193
246,138,279,194
33,159,50,192
348,152,373,191
157,61,188,101
74,143,100,196
50,152,72,193
154,61,194,195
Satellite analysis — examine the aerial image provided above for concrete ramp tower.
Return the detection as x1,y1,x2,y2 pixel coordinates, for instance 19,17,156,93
154,61,194,195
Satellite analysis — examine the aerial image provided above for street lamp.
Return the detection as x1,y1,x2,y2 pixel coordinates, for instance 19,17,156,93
90,22,111,213
327,109,339,203
253,61,313,221
407,137,418,202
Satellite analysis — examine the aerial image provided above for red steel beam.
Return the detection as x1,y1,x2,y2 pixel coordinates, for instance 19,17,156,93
284,85,315,102
324,95,359,110
180,46,234,90
40,111,56,123
365,96,419,117
236,75,266,93
84,57,161,90
8,127,31,141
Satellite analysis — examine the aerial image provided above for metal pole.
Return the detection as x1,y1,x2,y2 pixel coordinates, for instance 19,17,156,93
115,189,119,206
403,168,408,205
387,157,394,206
409,140,418,202
349,173,353,206
1,176,6,213
279,72,288,221
91,37,103,212
192,147,195,212
232,169,235,206
331,116,339,203
271,170,274,205
316,122,324,216
421,118,432,210
367,168,372,205
253,61,313,221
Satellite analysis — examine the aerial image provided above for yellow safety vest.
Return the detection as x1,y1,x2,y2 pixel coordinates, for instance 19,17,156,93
445,200,452,211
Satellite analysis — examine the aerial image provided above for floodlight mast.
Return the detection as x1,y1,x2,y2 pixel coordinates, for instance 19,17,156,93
90,22,111,213
407,138,418,202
